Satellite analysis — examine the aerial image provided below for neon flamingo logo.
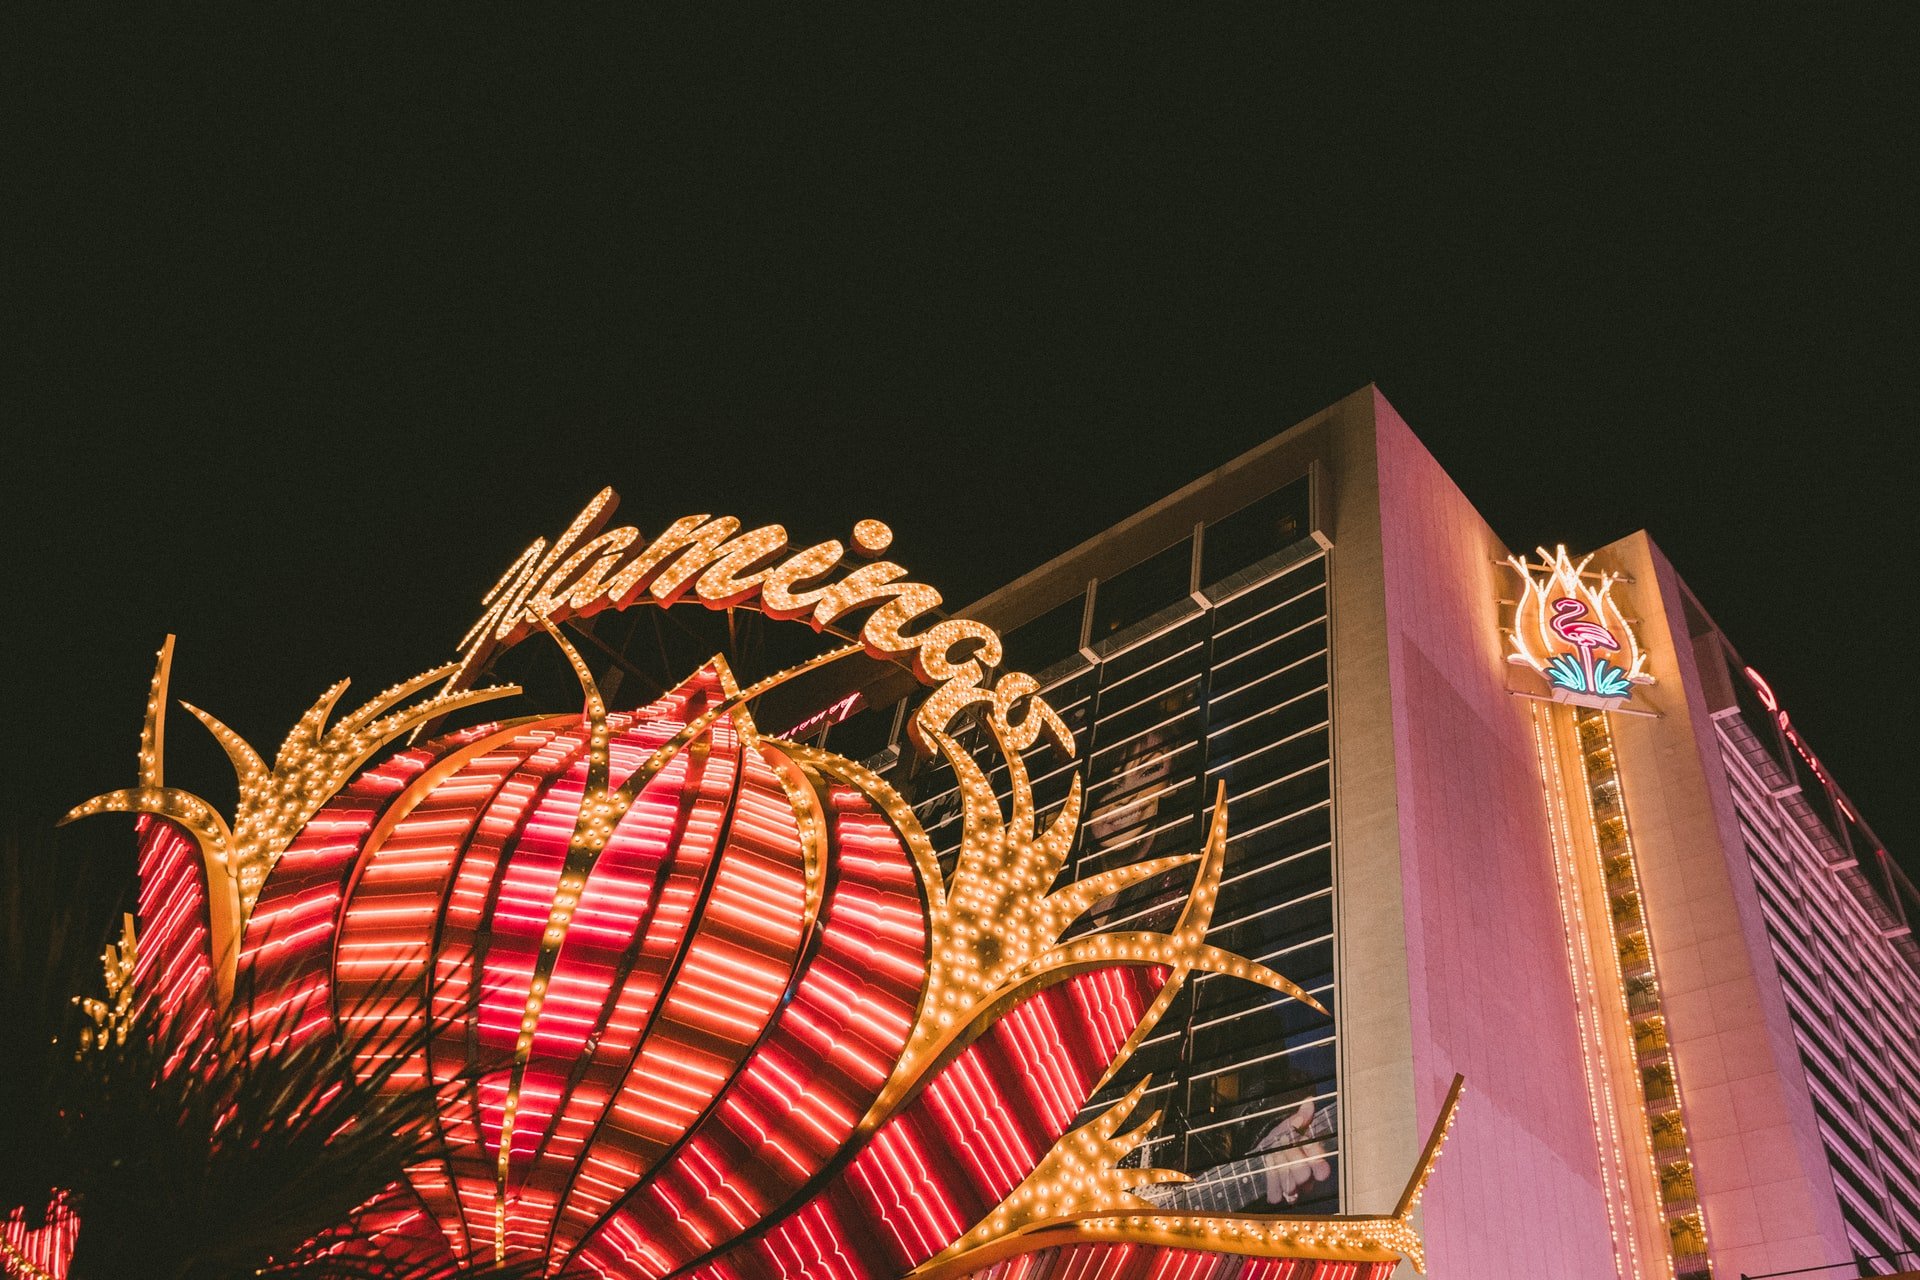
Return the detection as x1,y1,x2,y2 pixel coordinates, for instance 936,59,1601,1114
1549,596,1623,696
1505,545,1651,705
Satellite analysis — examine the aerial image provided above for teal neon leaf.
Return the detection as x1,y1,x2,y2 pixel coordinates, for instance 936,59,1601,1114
1545,654,1588,692
1591,659,1634,698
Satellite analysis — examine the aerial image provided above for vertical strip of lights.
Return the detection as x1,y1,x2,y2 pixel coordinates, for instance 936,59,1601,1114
1529,702,1648,1280
1569,708,1710,1278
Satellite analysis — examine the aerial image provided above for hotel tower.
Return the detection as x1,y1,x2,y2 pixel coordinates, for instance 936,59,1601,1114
792,388,1920,1280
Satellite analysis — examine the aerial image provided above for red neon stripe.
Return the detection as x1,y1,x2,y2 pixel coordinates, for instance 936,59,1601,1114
130,815,215,1058
572,780,927,1278
529,679,748,1255
550,705,811,1261
334,727,546,1258
431,719,594,1246
1,1192,78,1280
688,965,1165,1280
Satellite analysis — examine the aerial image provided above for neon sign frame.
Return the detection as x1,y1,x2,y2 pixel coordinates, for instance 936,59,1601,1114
1506,545,1653,710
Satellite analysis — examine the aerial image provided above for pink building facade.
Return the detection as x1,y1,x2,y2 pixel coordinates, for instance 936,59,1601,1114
838,388,1920,1279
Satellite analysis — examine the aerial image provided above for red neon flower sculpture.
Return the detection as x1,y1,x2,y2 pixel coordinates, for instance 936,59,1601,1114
47,521,1461,1280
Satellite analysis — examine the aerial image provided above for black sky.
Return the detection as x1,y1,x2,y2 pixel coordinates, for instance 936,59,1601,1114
4,12,1915,888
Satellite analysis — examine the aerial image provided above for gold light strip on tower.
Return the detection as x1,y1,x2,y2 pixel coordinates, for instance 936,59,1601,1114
1531,694,1714,1279
1510,544,1710,1280
1571,707,1711,1277
1531,701,1651,1280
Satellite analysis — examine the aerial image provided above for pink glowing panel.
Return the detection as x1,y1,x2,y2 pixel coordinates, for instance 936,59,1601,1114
548,699,814,1261
569,781,929,1279
239,745,443,1053
688,964,1166,1280
131,815,215,1058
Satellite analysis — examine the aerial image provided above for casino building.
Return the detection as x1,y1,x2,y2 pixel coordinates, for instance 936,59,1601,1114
17,390,1915,1280
792,388,1920,1280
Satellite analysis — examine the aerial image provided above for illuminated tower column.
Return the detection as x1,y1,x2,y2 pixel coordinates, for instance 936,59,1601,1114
1340,393,1632,1276
1595,531,1859,1279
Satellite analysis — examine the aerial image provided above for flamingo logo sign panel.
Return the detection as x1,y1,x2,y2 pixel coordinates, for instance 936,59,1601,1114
57,489,1463,1280
1505,545,1653,709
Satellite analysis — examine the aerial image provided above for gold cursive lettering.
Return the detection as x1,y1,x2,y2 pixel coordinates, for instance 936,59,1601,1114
447,489,1066,756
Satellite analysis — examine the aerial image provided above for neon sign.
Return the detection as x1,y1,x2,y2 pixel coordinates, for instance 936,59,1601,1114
1506,546,1653,709
447,494,1068,754
1743,666,1856,819
53,496,1466,1280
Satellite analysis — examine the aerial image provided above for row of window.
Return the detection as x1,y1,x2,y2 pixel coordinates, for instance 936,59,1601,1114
1720,723,1920,1262
993,475,1316,674
898,547,1339,1213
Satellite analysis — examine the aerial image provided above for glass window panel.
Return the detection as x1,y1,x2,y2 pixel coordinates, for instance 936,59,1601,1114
1189,978,1333,1045
1003,591,1087,673
1212,554,1325,632
1154,1147,1340,1217
1214,850,1334,926
1211,727,1331,798
1092,535,1195,644
1223,806,1332,881
1081,777,1203,865
1030,767,1081,817
1195,938,1335,1013
1102,1033,1183,1099
1189,1002,1335,1078
1086,771,1199,841
1209,633,1329,717
1078,886,1184,937
1209,762,1330,838
1046,690,1097,749
1100,615,1209,687
1078,813,1202,879
915,782,962,835
1202,475,1314,588
1189,1035,1336,1100
1212,587,1327,668
1090,699,1201,780
1096,647,1208,721
1049,665,1098,700
1086,738,1201,806
1209,894,1333,967
1184,1111,1338,1210
1209,684,1330,765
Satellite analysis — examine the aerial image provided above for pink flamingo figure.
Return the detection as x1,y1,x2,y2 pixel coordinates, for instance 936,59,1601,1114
1550,596,1621,693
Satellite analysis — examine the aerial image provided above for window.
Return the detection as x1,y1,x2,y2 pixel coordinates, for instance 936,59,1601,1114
1202,475,1313,588
1091,535,1194,643
1002,590,1087,673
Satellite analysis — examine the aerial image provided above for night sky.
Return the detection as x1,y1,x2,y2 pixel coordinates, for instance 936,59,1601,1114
6,12,1914,899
